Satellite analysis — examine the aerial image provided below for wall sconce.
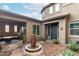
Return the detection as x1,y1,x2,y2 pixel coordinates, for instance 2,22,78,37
61,28,63,30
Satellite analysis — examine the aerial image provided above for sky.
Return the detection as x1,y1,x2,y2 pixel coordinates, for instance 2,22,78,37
0,3,48,20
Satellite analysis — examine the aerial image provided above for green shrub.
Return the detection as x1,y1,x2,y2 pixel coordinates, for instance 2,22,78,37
61,50,75,56
67,42,79,51
22,35,27,44
41,37,47,41
52,40,59,44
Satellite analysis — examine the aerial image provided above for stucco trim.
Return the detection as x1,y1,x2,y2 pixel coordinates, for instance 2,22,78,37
42,13,70,22
43,20,60,24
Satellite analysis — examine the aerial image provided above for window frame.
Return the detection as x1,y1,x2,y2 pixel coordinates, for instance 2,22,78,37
69,21,79,37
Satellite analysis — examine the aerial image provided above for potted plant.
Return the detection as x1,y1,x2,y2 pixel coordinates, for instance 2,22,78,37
52,39,59,44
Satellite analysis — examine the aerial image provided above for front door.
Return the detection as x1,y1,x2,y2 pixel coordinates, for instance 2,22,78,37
51,25,58,39
47,23,59,40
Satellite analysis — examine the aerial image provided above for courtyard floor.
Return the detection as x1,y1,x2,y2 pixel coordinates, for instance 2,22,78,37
10,41,68,56
1,40,79,56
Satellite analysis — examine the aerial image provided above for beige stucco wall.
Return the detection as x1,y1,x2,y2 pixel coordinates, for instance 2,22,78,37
62,3,79,43
41,23,45,38
62,3,79,20
59,18,66,44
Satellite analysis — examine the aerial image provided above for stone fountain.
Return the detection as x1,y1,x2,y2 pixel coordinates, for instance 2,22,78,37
25,35,42,56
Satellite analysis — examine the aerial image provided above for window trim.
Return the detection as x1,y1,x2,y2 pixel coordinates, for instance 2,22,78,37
69,21,79,37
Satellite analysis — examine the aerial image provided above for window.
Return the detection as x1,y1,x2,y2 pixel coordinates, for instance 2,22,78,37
49,3,60,14
49,6,53,14
33,25,40,35
14,25,17,32
70,22,79,36
55,4,60,12
33,25,36,34
5,25,9,32
37,25,39,35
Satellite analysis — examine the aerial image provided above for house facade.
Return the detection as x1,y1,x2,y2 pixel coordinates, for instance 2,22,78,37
41,3,79,44
0,3,79,44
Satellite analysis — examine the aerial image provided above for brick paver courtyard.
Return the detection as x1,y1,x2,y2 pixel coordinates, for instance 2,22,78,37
1,40,79,56
10,41,68,56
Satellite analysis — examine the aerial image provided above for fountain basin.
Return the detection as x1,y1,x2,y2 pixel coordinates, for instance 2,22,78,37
24,43,42,56
25,43,42,52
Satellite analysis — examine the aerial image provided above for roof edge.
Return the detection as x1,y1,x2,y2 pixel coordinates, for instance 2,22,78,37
41,3,55,14
0,9,42,22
